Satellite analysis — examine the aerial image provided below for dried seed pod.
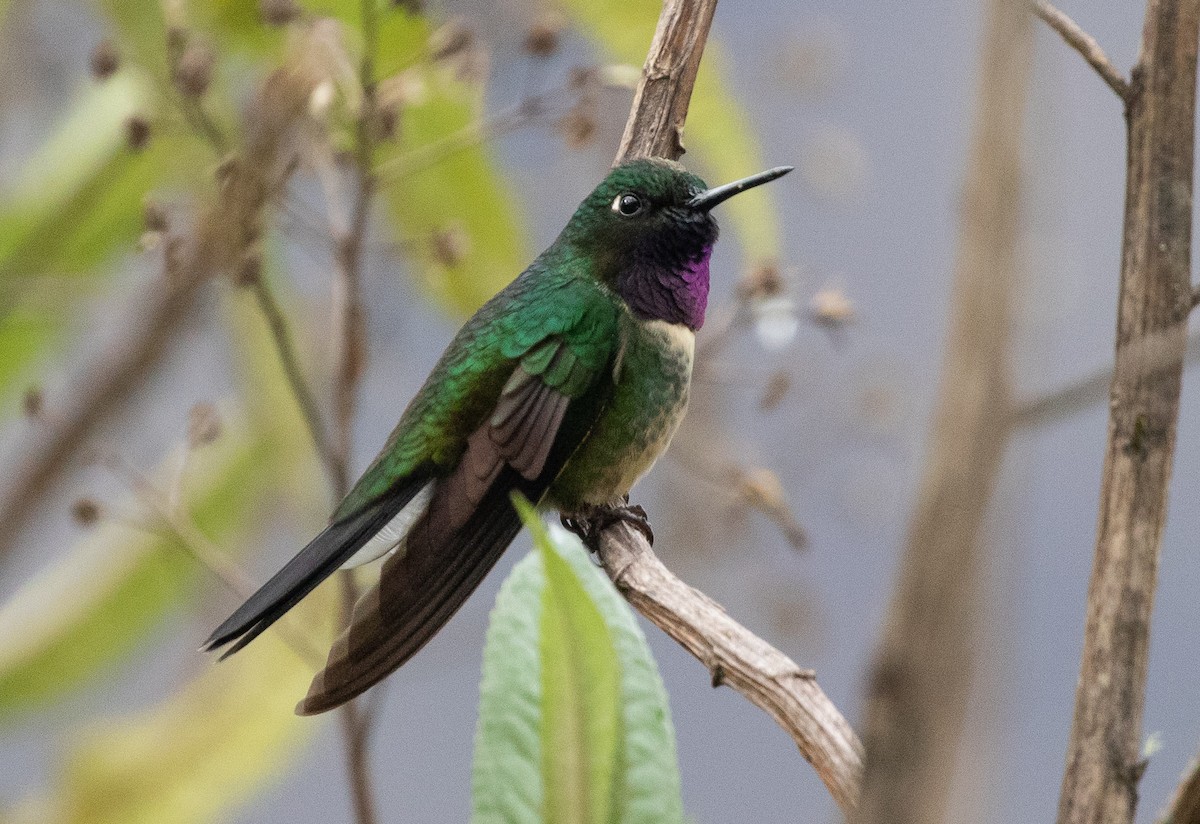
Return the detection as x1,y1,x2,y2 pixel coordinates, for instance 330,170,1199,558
429,18,474,62
431,224,470,268
89,39,119,80
736,258,785,302
71,498,102,528
143,198,169,232
523,13,566,58
259,0,301,26
22,386,44,419
174,43,215,98
808,286,855,328
557,105,597,150
125,116,152,151
187,402,222,448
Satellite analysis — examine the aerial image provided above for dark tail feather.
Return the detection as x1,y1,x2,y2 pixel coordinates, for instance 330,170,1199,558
297,469,532,715
203,480,427,658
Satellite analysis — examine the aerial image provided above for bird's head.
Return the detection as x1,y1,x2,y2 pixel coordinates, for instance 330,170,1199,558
559,158,792,330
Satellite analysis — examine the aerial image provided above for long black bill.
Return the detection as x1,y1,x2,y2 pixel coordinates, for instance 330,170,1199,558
686,165,794,212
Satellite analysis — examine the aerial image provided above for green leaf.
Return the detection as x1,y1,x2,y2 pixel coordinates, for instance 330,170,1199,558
0,422,272,723
534,503,621,824
554,0,781,256
471,499,684,824
8,620,325,824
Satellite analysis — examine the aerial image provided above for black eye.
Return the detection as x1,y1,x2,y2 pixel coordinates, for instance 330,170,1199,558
612,193,643,216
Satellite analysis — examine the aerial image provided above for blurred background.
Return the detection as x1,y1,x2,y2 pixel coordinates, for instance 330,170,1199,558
0,0,1195,822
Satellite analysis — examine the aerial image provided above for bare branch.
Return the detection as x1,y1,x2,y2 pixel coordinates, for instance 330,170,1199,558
1032,1,1130,100
1056,2,1200,822
595,521,863,811
850,1,1032,822
247,274,339,489
1158,758,1200,824
329,4,382,823
1012,329,1200,430
614,0,717,163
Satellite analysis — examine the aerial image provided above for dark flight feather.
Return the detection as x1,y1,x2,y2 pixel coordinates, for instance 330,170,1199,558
297,346,609,714
203,474,431,658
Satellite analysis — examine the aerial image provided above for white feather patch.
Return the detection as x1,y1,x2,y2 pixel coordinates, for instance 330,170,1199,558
340,482,435,569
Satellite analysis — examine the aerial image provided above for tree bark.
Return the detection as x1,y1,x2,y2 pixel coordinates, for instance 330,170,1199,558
1057,2,1200,822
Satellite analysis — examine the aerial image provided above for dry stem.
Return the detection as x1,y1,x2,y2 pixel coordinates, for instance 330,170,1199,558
1056,2,1200,822
596,521,862,810
1032,1,1130,100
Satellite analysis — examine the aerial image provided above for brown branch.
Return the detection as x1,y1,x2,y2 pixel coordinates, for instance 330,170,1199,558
0,68,316,562
248,274,338,489
850,1,1032,822
1158,759,1200,824
1057,2,1200,822
613,0,717,162
1032,1,1131,100
594,521,863,811
582,0,864,811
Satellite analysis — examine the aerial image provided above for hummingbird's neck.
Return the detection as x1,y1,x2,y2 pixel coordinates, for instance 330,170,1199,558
613,245,713,331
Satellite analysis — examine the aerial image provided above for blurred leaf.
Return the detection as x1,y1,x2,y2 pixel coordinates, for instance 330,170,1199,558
9,620,326,824
554,0,781,256
0,423,272,723
0,73,205,280
471,500,683,824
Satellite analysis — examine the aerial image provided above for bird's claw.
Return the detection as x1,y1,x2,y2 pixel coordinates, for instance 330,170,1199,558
560,501,655,551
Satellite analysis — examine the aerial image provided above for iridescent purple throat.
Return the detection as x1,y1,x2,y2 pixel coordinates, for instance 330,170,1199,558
616,245,712,331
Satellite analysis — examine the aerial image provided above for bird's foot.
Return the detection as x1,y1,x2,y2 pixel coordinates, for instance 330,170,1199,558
560,500,655,551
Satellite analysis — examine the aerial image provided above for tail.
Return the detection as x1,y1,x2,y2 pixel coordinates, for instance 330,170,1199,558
203,478,430,658
297,466,536,715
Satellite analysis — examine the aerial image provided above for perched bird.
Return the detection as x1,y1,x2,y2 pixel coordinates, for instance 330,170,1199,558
204,157,792,715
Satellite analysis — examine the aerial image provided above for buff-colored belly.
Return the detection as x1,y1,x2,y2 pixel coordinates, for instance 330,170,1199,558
549,319,694,509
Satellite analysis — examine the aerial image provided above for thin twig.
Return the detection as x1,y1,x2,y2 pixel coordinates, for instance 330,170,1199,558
1011,328,1200,430
595,521,862,810
248,275,339,491
100,452,325,667
1032,1,1130,100
328,3,382,823
851,1,1033,820
1056,2,1200,822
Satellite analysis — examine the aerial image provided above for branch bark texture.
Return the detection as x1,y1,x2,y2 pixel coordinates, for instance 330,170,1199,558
1057,3,1200,822
596,521,863,811
614,0,717,163
850,2,1032,823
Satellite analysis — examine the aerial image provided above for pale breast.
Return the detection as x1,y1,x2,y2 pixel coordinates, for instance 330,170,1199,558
548,317,694,510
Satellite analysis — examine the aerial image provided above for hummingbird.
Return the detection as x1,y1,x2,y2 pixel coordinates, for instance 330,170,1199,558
204,158,792,715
